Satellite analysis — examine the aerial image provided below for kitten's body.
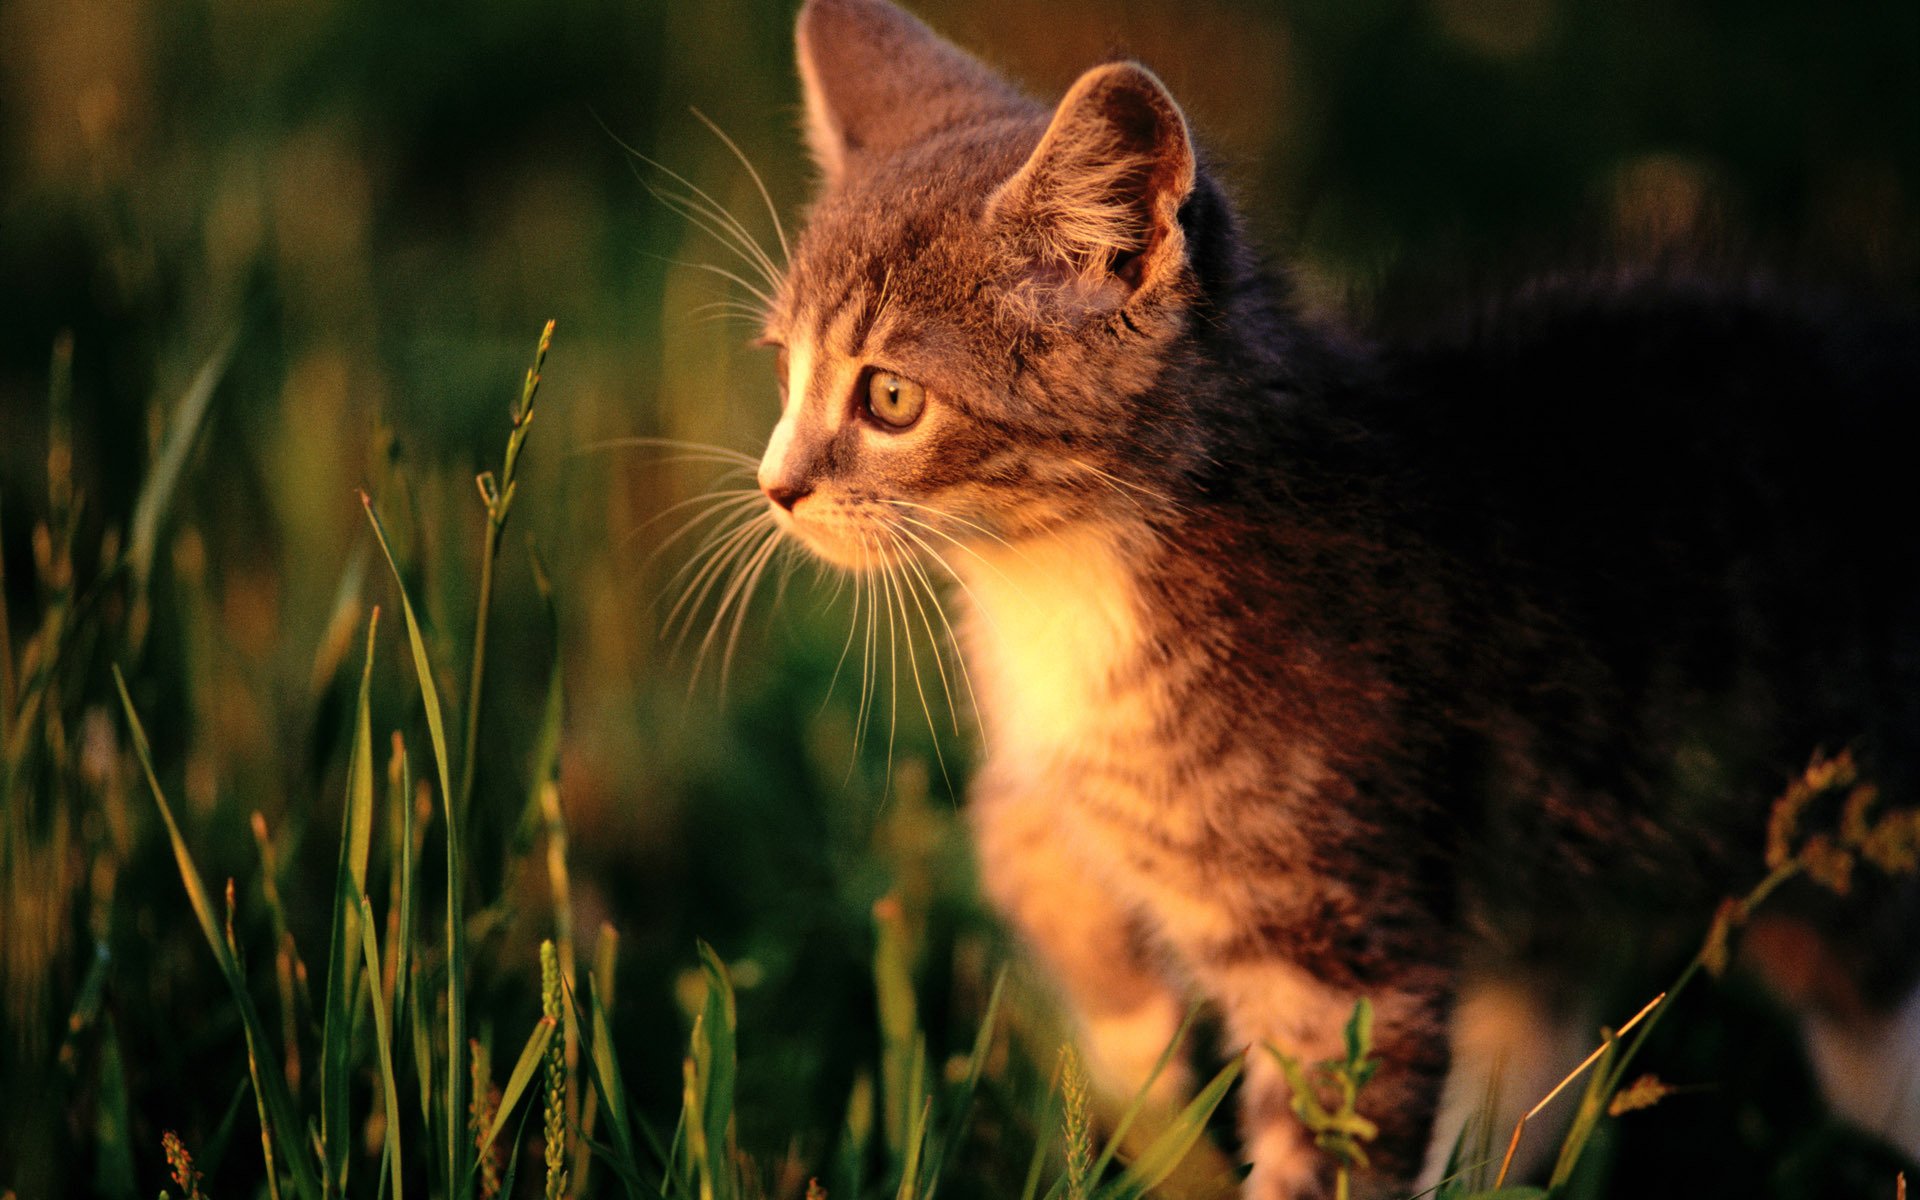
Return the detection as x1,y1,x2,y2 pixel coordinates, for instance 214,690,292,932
750,1,1920,1193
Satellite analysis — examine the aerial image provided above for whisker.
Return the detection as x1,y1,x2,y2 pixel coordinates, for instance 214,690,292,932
643,160,785,290
575,436,760,467
664,512,775,649
885,509,1028,603
819,552,865,718
877,530,956,795
670,257,776,312
876,537,902,794
877,498,1028,560
640,489,766,575
685,519,780,687
645,184,783,297
887,522,982,734
690,106,791,266
627,156,781,292
592,109,785,295
701,522,784,695
881,525,964,741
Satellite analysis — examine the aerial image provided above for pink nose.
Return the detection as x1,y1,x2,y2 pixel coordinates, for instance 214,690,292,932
763,482,811,511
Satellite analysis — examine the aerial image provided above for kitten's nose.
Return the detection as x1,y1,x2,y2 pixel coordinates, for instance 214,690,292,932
763,481,812,512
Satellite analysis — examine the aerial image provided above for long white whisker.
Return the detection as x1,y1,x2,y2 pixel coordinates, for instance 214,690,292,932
876,537,902,795
672,258,775,312
643,157,785,288
698,523,783,695
878,529,956,794
885,510,1028,605
665,513,774,649
593,110,786,292
820,555,864,718
855,541,880,758
643,490,768,577
881,525,963,747
877,498,1018,551
645,183,783,296
575,436,760,466
888,523,980,734
690,107,791,266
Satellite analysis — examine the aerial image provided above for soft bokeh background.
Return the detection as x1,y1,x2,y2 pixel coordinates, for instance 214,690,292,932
3,0,1917,1195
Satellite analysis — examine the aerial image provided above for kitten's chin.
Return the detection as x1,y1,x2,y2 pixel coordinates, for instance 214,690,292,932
775,509,896,573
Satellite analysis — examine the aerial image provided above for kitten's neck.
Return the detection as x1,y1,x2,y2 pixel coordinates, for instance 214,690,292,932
956,522,1158,764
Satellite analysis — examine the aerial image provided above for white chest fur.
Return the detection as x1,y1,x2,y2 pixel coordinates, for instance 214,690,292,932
957,524,1156,769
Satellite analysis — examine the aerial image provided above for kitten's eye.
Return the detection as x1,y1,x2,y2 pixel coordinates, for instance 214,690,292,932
865,370,926,429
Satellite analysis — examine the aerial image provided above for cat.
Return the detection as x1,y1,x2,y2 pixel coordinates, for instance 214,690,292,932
741,0,1920,1194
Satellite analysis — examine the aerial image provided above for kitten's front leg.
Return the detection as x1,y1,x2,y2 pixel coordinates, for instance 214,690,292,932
1199,952,1454,1200
970,780,1194,1108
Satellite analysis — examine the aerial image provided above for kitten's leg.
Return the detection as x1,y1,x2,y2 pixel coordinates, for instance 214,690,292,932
971,789,1192,1107
1200,954,1453,1200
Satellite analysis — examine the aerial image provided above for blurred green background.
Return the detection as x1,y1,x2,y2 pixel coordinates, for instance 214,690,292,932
3,0,1917,1195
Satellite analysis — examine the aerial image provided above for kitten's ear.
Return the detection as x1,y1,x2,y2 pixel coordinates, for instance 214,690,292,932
986,63,1196,301
796,0,1023,189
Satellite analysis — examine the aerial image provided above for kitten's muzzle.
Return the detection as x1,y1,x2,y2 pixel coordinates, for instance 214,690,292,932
762,481,813,512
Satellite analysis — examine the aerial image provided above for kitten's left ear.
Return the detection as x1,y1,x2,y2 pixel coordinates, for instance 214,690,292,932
986,62,1196,301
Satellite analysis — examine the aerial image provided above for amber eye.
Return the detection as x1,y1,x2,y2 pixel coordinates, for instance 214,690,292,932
865,370,926,429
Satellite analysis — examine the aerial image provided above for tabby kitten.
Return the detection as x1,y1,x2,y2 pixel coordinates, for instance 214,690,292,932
746,0,1920,1194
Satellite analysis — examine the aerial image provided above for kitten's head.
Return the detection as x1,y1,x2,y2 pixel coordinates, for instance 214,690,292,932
756,0,1211,569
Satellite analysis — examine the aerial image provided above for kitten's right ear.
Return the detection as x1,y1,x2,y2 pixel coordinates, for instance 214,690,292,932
986,62,1195,304
796,0,1022,189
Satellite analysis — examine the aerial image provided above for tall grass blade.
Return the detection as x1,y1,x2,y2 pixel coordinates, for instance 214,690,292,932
572,925,617,1198
872,896,921,1161
320,608,380,1193
129,330,237,598
389,737,417,1104
113,665,322,1200
478,1016,558,1164
692,942,739,1190
574,968,649,1200
362,490,467,1192
1548,1032,1621,1188
359,894,405,1200
919,969,1007,1196
894,1092,933,1200
460,320,554,824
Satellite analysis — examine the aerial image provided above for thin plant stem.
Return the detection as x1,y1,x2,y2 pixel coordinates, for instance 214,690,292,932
458,321,554,825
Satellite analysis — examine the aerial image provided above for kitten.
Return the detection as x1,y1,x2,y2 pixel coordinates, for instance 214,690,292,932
745,0,1920,1193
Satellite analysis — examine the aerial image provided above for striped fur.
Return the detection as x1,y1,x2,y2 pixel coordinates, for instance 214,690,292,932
750,1,1920,1194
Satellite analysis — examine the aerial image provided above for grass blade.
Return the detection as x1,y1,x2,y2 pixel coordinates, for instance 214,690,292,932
872,896,921,1162
359,894,405,1200
919,969,1008,1196
113,665,323,1200
128,329,237,598
694,941,738,1182
1087,1005,1203,1183
1096,1056,1243,1200
320,608,380,1192
362,490,467,1192
573,966,649,1200
478,1016,557,1165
